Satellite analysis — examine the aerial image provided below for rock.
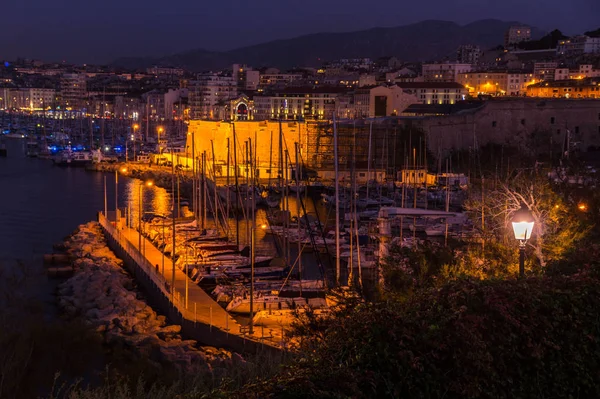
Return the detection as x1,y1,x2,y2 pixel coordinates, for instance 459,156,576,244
57,220,244,376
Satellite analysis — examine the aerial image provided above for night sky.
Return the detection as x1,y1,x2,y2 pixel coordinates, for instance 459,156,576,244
2,0,599,64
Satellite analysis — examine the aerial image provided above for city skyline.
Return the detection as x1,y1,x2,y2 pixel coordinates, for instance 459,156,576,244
2,0,599,65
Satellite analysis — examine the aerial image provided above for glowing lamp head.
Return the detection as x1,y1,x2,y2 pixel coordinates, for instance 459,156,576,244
511,205,535,241
145,181,154,187
261,224,267,230
120,167,127,173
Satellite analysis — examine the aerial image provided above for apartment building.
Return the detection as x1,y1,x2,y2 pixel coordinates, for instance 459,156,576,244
60,73,87,109
188,73,237,120
253,86,346,120
422,63,472,83
396,82,467,104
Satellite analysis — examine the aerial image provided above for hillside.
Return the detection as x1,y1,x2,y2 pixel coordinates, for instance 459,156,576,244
113,19,544,71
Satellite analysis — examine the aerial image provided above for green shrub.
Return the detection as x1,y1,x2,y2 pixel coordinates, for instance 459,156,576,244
245,272,600,398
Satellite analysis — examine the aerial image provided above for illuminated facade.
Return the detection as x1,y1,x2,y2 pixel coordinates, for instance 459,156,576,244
4,88,56,110
185,120,310,174
253,87,346,120
458,72,536,96
396,82,467,104
350,85,419,118
526,78,600,98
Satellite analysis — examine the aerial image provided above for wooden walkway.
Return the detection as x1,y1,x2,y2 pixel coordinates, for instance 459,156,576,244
120,226,241,332
98,213,286,349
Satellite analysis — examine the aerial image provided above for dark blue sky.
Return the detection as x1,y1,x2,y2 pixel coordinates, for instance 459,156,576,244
2,0,599,64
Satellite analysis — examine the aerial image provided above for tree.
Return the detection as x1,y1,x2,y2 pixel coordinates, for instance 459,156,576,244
464,168,588,269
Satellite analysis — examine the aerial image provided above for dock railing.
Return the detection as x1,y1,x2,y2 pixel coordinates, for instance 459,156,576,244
98,212,284,351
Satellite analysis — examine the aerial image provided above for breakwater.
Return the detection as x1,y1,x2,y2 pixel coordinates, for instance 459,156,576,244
58,221,246,374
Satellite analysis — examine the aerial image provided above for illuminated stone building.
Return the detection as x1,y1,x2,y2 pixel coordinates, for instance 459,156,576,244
526,78,600,98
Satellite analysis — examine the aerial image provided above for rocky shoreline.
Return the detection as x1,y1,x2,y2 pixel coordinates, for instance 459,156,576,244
57,221,244,375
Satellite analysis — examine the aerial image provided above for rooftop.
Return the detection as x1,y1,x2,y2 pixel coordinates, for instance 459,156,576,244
402,101,484,115
528,77,600,88
396,82,465,89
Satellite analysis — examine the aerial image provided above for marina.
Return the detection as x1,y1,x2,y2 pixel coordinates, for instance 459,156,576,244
1,113,474,343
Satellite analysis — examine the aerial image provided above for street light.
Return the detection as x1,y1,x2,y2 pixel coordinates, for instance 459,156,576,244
157,126,164,154
511,205,535,278
138,180,154,257
132,124,140,162
115,167,128,224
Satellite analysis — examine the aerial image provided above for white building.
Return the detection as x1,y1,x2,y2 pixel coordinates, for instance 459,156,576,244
0,88,9,110
422,63,472,83
189,73,237,120
349,85,419,118
396,82,467,105
557,36,600,56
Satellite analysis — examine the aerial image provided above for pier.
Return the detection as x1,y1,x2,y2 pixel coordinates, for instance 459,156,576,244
97,212,286,354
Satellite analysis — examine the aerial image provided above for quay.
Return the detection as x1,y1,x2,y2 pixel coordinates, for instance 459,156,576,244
97,212,286,354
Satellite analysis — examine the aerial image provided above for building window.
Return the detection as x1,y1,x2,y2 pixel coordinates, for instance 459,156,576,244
557,129,561,135
492,121,497,127
575,126,580,134
521,119,526,125
550,117,555,124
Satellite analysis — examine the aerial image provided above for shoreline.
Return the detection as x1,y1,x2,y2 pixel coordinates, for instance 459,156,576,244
57,221,245,375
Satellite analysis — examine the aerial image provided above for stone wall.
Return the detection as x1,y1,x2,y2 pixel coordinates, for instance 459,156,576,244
417,98,600,156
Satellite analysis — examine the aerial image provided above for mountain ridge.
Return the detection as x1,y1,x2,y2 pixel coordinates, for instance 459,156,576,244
112,19,545,71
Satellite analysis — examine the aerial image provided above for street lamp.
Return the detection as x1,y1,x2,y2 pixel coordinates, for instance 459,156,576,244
157,126,164,154
511,205,535,278
138,180,154,257
115,167,128,224
132,124,139,162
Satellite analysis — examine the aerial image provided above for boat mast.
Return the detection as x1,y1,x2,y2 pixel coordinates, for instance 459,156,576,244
268,130,273,188
211,140,220,233
226,136,230,223
233,124,240,249
203,150,208,229
295,142,302,294
333,116,340,286
192,131,197,224
366,120,372,200
249,136,255,335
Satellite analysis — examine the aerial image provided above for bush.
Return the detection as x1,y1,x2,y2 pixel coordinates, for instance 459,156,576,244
245,272,600,398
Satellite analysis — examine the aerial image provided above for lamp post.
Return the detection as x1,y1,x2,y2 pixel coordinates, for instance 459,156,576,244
132,124,139,162
115,167,127,223
511,205,535,278
138,180,153,257
157,126,164,154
